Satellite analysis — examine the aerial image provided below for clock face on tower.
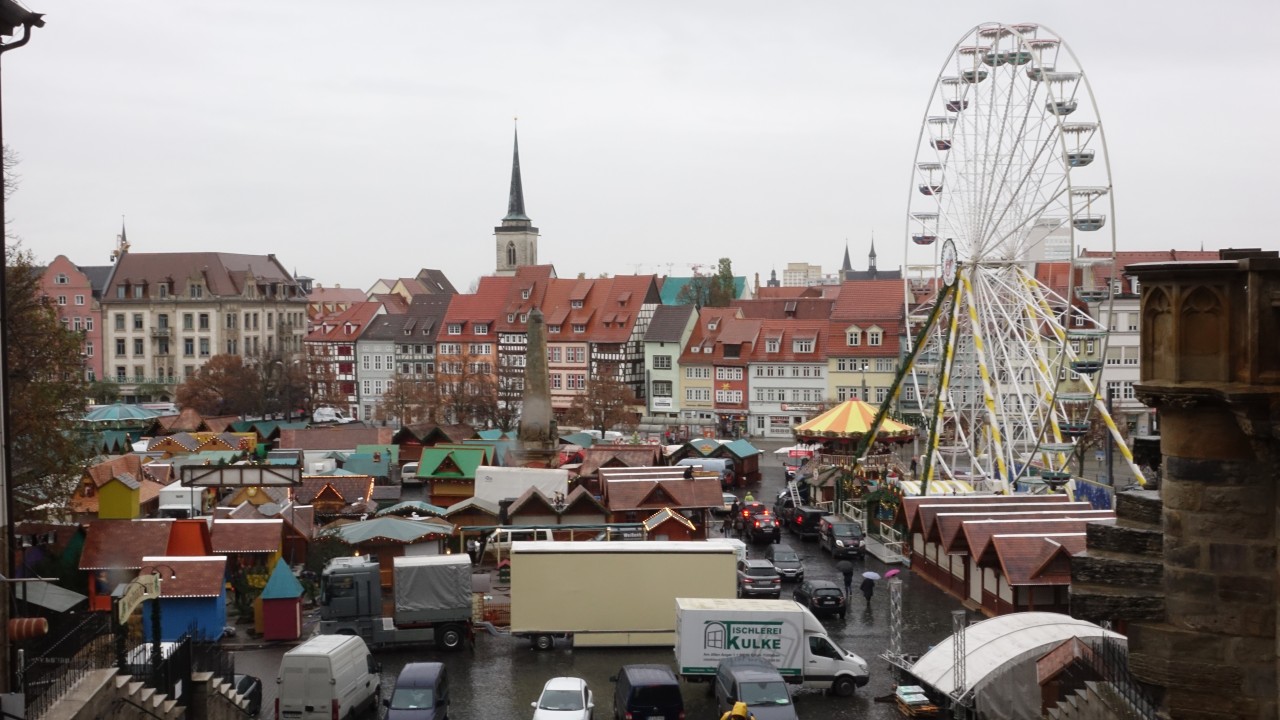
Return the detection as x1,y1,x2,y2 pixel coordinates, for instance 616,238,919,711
941,239,958,287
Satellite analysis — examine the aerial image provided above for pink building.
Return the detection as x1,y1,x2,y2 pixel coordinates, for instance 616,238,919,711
40,255,109,381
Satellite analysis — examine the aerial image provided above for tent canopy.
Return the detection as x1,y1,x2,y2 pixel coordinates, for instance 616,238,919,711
83,403,160,423
319,515,454,545
909,612,1122,695
793,400,914,441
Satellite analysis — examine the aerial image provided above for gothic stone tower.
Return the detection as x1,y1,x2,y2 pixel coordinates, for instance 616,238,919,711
494,128,539,276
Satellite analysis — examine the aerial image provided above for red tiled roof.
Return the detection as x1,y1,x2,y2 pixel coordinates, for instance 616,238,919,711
831,279,905,322
211,519,284,553
107,252,298,298
306,301,384,343
901,494,1070,533
80,519,174,570
442,276,513,341
278,426,394,451
745,320,829,363
732,298,837,320
603,477,722,511
141,556,228,598
934,502,1093,552
985,533,1088,586
754,285,841,300
577,445,663,477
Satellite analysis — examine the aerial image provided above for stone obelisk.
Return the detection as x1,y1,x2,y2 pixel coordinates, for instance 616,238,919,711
517,307,558,466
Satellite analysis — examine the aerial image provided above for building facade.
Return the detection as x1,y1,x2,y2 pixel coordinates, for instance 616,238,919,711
40,255,108,382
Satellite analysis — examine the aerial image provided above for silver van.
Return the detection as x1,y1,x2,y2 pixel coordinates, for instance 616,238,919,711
277,635,381,719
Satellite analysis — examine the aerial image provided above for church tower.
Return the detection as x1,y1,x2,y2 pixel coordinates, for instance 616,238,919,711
868,236,878,276
495,128,539,276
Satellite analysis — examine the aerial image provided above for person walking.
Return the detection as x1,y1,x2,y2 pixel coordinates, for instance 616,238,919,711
743,490,755,503
909,456,918,478
860,576,876,608
721,516,731,537
720,701,755,720
842,568,854,597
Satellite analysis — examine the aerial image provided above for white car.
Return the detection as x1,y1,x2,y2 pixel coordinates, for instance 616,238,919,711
531,676,594,720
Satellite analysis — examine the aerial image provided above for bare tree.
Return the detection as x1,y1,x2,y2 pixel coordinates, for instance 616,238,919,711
565,368,639,434
375,371,438,427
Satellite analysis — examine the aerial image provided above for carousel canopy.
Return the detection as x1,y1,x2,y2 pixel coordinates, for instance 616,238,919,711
83,403,160,423
793,400,914,441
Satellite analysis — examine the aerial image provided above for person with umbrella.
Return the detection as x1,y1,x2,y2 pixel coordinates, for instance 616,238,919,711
836,560,855,596
860,571,880,607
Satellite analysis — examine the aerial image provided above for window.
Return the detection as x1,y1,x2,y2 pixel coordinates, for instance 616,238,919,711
548,325,561,334
75,294,85,305
115,339,125,356
715,367,743,381
867,329,882,346
86,317,94,331
568,374,586,390
373,380,383,394
362,380,371,395
686,387,710,402
116,366,126,381
183,338,194,357
115,313,126,331
469,343,492,355
158,284,168,299
447,323,462,335
438,343,460,355
374,355,382,370
876,358,895,372
715,389,743,404
133,313,144,330
521,289,531,300
362,355,370,370
133,339,144,356
686,367,710,379
133,285,144,299
116,286,125,299
157,314,169,330
72,316,82,332
548,347,562,363
199,338,210,357
793,339,814,353
189,284,203,299
85,341,94,357
183,313,194,331
571,300,584,309
572,324,586,333
198,313,209,331
846,329,861,346
226,313,237,329
876,387,889,403
551,374,562,390
55,273,67,284
653,380,673,396
1086,340,1096,354
652,355,672,370
568,347,585,363
474,323,489,335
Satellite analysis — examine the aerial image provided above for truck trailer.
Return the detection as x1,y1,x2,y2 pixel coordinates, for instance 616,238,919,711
318,554,473,650
674,597,870,696
510,540,736,650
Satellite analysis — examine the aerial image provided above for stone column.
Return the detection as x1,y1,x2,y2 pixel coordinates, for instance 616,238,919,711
517,308,557,466
1127,251,1280,720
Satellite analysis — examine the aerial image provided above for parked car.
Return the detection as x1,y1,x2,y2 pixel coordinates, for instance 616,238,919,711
790,506,826,540
609,664,684,720
793,579,847,619
745,514,781,544
384,662,449,720
713,657,798,720
276,635,381,720
532,677,594,720
738,501,769,527
233,674,262,718
818,516,865,558
736,558,782,598
717,492,738,515
772,495,797,524
763,545,804,582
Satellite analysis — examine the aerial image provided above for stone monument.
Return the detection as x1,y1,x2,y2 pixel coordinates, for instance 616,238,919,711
516,307,558,467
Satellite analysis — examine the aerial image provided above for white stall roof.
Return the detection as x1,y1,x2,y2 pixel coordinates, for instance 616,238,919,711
909,612,1122,695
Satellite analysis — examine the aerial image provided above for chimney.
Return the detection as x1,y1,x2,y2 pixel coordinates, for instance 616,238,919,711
498,498,514,526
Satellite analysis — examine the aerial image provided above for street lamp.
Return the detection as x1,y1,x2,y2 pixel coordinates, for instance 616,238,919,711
0,0,43,694
139,564,177,685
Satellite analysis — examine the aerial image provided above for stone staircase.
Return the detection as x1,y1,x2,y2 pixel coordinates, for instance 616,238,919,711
1047,681,1153,720
113,674,184,719
1070,489,1164,624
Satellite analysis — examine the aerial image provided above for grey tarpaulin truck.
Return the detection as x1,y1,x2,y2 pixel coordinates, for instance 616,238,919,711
318,554,473,650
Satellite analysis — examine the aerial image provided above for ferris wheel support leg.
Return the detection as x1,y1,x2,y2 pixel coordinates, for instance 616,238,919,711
923,281,964,489
959,272,1012,493
1091,396,1147,487
1020,270,1074,471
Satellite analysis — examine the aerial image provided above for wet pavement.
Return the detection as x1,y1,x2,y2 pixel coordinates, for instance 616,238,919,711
234,439,971,719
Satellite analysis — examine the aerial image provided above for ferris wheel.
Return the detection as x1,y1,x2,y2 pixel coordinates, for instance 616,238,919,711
898,22,1144,492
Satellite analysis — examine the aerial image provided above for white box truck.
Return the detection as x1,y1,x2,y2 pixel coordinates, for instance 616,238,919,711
674,597,870,696
510,541,736,650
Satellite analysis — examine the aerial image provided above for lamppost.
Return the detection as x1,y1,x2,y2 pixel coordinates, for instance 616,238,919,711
0,1,43,694
138,564,177,686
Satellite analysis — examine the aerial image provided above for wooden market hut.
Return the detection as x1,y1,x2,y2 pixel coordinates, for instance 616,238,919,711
259,557,305,641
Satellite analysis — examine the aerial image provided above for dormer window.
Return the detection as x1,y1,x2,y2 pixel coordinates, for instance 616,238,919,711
572,324,586,333
507,314,515,323
708,320,718,331
846,326,862,346
549,325,561,334
475,323,489,335
793,338,815,353
190,283,203,299
447,323,462,335
133,284,145,299
158,284,169,299
692,346,701,353
766,339,780,353
571,300,584,309
522,289,531,300
519,314,528,323
55,273,68,284
867,327,883,346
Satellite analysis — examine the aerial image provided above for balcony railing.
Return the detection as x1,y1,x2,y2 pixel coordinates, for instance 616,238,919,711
150,327,172,338
108,376,180,385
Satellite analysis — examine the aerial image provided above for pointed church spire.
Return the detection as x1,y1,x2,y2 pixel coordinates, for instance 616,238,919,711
504,123,530,222
841,242,852,272
868,233,877,273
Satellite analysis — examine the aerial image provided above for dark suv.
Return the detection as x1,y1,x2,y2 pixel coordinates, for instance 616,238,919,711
763,544,803,582
745,514,781,544
818,516,865,558
714,657,796,720
736,559,782,598
793,579,847,619
609,664,683,720
790,506,826,540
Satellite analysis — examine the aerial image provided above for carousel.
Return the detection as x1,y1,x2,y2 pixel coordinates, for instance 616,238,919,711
791,400,916,511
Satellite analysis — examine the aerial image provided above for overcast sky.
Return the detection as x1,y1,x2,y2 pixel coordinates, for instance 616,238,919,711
6,1,1277,292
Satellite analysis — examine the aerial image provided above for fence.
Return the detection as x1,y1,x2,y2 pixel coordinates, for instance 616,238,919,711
1095,627,1160,718
21,613,115,719
191,636,236,687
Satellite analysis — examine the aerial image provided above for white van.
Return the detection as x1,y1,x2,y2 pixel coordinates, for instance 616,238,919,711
313,406,358,424
276,635,381,720
485,527,553,560
400,462,421,486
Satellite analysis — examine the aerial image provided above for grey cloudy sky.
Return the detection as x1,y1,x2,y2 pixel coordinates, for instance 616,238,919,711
6,1,1277,292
